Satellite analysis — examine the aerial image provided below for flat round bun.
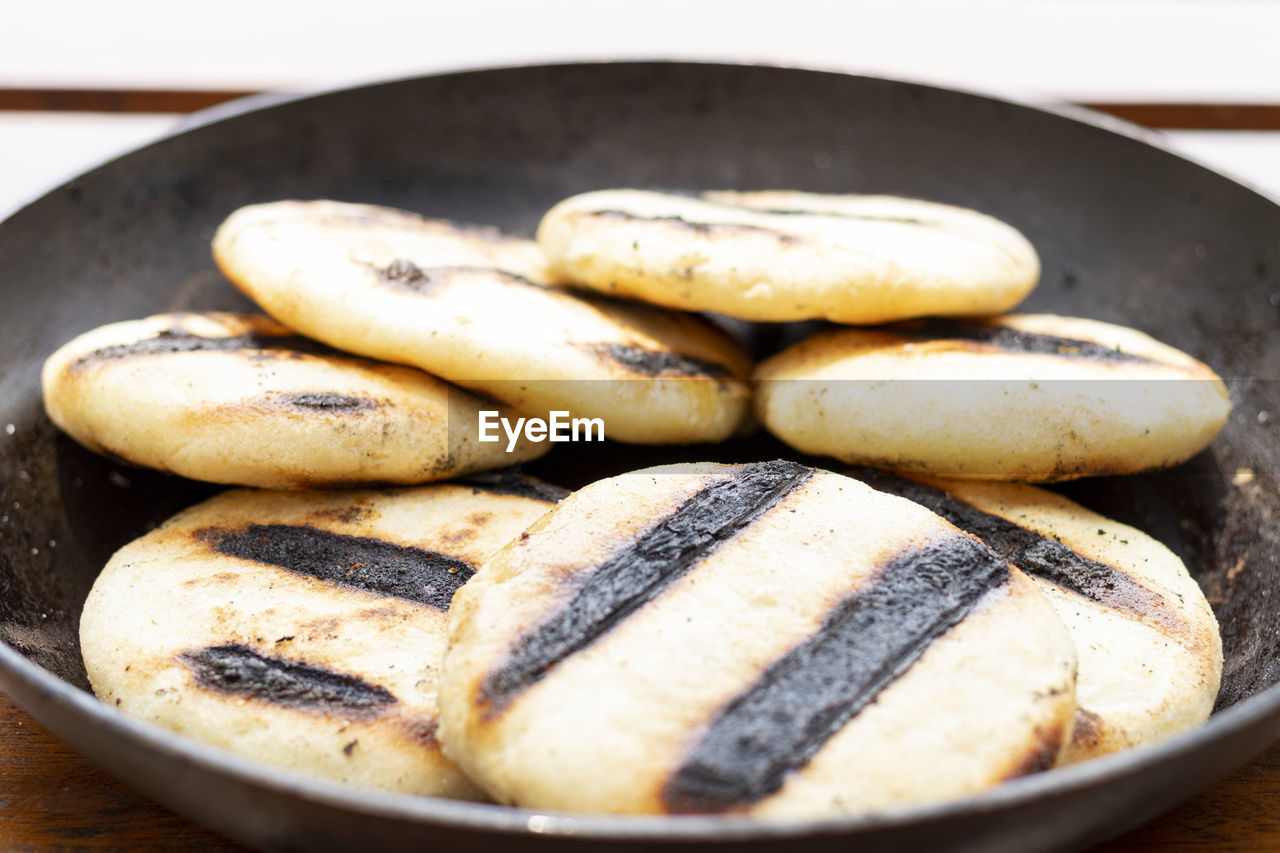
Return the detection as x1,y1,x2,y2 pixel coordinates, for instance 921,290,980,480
80,479,562,797
536,189,1039,323
213,200,752,444
852,468,1222,763
755,314,1231,482
439,461,1077,818
42,312,547,488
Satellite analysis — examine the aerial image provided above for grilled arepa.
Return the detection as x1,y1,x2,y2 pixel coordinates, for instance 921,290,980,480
439,461,1077,818
754,314,1231,482
852,468,1222,763
80,477,564,798
41,312,545,488
212,200,752,444
535,189,1039,323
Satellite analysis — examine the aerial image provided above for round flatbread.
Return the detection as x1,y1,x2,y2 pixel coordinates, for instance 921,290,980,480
80,478,563,798
851,467,1222,763
535,189,1040,323
212,200,753,444
754,314,1231,482
42,312,546,488
439,461,1077,818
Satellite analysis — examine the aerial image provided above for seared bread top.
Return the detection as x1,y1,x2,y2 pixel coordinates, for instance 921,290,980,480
80,482,560,797
42,311,547,488
537,189,1040,323
852,467,1222,763
213,200,753,444
440,461,1077,817
754,314,1231,481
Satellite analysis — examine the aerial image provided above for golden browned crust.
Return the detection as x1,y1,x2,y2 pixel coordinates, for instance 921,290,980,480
755,314,1231,482
42,312,547,488
212,200,753,444
439,463,1077,817
537,189,1040,323
81,483,557,797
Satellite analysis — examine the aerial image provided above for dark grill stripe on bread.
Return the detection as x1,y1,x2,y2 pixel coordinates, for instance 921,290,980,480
270,392,378,411
195,525,476,610
479,460,813,711
890,319,1152,364
587,208,801,244
213,200,754,445
453,469,569,503
662,534,1011,813
374,259,548,294
372,260,736,379
588,343,733,378
180,643,397,718
71,328,344,369
852,468,1185,635
373,261,736,379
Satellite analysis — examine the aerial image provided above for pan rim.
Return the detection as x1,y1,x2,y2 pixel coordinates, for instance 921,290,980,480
1,59,1276,842
3,632,1278,840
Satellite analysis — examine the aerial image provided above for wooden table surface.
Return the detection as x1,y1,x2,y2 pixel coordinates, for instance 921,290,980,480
4,2,1280,849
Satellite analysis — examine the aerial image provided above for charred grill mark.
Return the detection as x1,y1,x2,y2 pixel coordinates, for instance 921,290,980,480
479,460,813,712
663,534,1010,813
589,209,801,245
196,525,476,610
441,528,477,546
308,504,373,524
1071,708,1105,754
889,320,1152,364
72,329,344,369
376,257,438,290
180,643,396,718
273,392,378,412
852,468,1187,637
402,716,441,748
1002,726,1064,780
454,468,569,503
588,343,733,379
373,259,549,293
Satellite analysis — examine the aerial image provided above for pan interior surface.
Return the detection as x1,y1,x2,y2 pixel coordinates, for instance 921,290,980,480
0,63,1278,850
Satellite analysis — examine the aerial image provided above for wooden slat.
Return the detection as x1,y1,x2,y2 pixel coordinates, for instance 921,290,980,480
0,692,248,850
0,88,256,114
1081,104,1280,132
3,87,1280,132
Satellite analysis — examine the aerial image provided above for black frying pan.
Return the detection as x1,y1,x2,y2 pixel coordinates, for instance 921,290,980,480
0,62,1277,852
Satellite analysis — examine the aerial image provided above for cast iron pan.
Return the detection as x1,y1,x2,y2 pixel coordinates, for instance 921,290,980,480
0,62,1278,852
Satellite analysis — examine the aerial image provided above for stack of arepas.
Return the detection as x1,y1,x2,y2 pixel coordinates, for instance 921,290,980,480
45,186,1226,819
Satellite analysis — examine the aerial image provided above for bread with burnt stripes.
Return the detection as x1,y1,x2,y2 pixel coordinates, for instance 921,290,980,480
850,468,1222,763
80,478,564,797
535,189,1039,323
212,200,753,444
42,312,547,488
754,314,1231,481
438,461,1077,817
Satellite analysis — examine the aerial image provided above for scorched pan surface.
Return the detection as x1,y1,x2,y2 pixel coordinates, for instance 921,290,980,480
0,62,1277,852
